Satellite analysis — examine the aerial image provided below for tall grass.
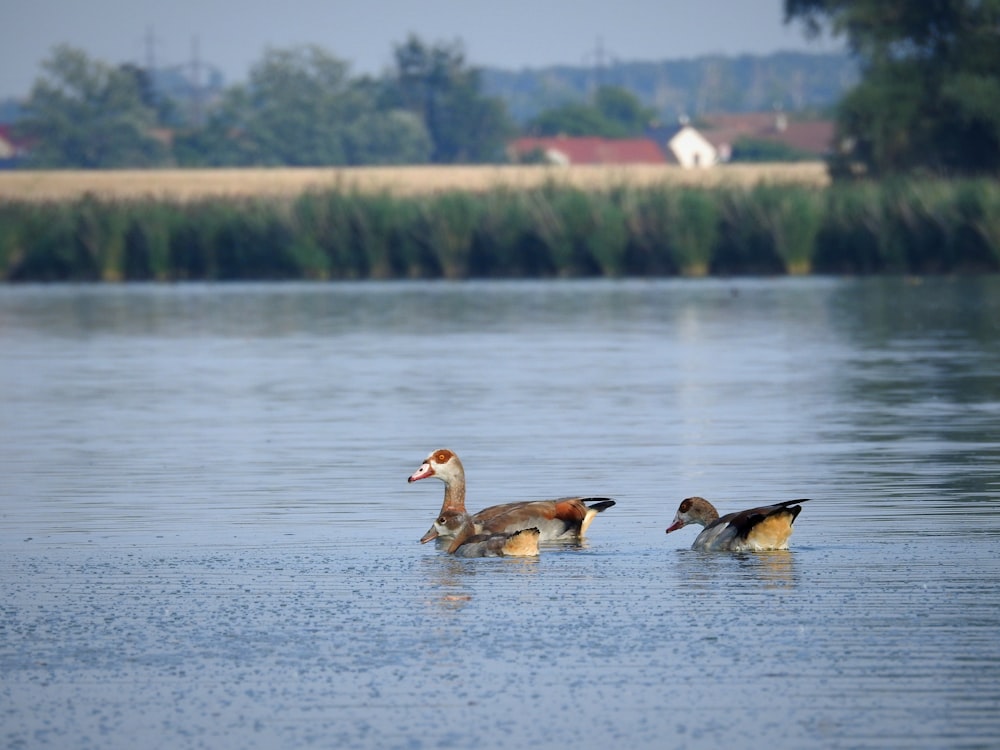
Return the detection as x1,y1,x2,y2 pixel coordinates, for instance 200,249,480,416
470,188,548,277
2,179,998,281
952,181,1000,270
415,192,481,279
813,183,884,273
623,187,720,275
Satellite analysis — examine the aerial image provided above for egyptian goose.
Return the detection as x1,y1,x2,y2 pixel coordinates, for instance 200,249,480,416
407,448,615,543
429,509,541,557
665,496,810,551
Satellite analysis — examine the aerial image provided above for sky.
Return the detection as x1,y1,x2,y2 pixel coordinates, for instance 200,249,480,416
1,0,843,99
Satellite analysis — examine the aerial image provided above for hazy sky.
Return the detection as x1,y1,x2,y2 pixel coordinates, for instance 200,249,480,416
1,0,842,99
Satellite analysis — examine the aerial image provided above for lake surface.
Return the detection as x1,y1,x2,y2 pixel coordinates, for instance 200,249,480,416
1,277,999,749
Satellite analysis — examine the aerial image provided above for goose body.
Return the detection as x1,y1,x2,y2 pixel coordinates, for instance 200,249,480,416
407,448,615,543
429,509,540,557
665,496,809,552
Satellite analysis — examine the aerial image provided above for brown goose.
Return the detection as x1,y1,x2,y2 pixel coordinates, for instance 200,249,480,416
665,496,810,551
407,448,615,543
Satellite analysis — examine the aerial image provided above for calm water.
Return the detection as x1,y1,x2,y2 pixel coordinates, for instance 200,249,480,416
1,277,999,749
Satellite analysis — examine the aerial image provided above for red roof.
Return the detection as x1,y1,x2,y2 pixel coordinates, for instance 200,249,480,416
509,136,666,165
699,113,835,156
0,124,28,158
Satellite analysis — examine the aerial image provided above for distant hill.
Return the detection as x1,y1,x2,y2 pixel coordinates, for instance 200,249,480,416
482,51,857,124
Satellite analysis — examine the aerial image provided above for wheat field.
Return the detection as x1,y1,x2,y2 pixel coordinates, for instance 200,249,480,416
0,163,830,202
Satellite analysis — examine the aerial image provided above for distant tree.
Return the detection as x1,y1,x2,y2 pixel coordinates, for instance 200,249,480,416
16,45,167,168
528,101,620,137
786,0,1000,176
386,35,515,163
343,109,433,166
526,85,654,137
485,53,856,125
0,97,23,123
593,86,656,134
119,62,179,127
186,45,432,166
730,136,815,162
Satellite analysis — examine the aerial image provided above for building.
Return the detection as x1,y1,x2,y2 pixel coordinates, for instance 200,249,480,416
508,136,667,166
0,125,19,163
698,112,836,161
647,123,719,168
0,124,31,167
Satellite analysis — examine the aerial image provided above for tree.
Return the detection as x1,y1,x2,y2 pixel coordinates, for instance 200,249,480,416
786,0,1000,177
529,101,619,137
189,46,432,166
527,85,654,137
17,45,167,168
593,86,656,134
387,35,515,163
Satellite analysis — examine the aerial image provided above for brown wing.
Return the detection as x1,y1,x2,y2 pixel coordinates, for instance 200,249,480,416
473,496,612,522
474,500,563,534
471,501,548,526
472,497,615,539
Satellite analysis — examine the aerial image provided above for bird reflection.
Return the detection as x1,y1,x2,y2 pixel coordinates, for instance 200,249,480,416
420,552,540,613
673,549,797,590
738,550,797,587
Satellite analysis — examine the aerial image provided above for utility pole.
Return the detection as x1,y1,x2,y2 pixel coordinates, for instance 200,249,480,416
584,36,616,94
190,36,203,127
141,26,162,112
144,26,159,73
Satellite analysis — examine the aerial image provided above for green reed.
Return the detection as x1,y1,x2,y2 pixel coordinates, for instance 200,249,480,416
415,191,482,279
621,186,719,275
2,179,998,281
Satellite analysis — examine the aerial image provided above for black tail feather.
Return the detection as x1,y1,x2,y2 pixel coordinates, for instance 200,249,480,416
586,498,616,513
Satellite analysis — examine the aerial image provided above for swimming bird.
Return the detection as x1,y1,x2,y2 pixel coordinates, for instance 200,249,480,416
429,509,541,557
665,496,810,551
407,448,615,543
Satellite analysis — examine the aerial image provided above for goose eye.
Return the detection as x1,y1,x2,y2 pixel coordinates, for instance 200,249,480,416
437,517,446,524
435,451,449,462
679,499,692,512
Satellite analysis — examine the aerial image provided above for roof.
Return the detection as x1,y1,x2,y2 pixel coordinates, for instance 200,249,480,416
698,113,835,156
0,125,16,158
509,136,666,165
0,124,28,159
767,121,836,155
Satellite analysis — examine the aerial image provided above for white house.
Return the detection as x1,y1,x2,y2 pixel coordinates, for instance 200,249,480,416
0,127,16,160
646,122,718,168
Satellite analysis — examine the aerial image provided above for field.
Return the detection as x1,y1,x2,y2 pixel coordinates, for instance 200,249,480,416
0,163,830,202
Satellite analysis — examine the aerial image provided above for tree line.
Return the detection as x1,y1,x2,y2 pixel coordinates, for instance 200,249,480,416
10,0,1000,178
12,36,660,170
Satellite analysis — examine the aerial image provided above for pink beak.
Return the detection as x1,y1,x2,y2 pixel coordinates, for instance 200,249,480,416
665,519,684,534
408,462,434,483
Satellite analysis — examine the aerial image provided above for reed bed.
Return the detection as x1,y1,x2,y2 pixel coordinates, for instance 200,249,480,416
1,175,998,281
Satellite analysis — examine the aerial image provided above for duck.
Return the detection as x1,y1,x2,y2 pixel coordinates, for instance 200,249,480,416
429,509,541,557
665,496,810,552
407,448,615,543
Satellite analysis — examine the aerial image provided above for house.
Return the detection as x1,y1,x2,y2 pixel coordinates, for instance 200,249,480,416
647,123,719,168
0,125,18,160
698,112,835,161
0,124,28,166
508,136,667,166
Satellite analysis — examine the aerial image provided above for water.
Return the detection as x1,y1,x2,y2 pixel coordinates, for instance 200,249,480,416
1,277,999,749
